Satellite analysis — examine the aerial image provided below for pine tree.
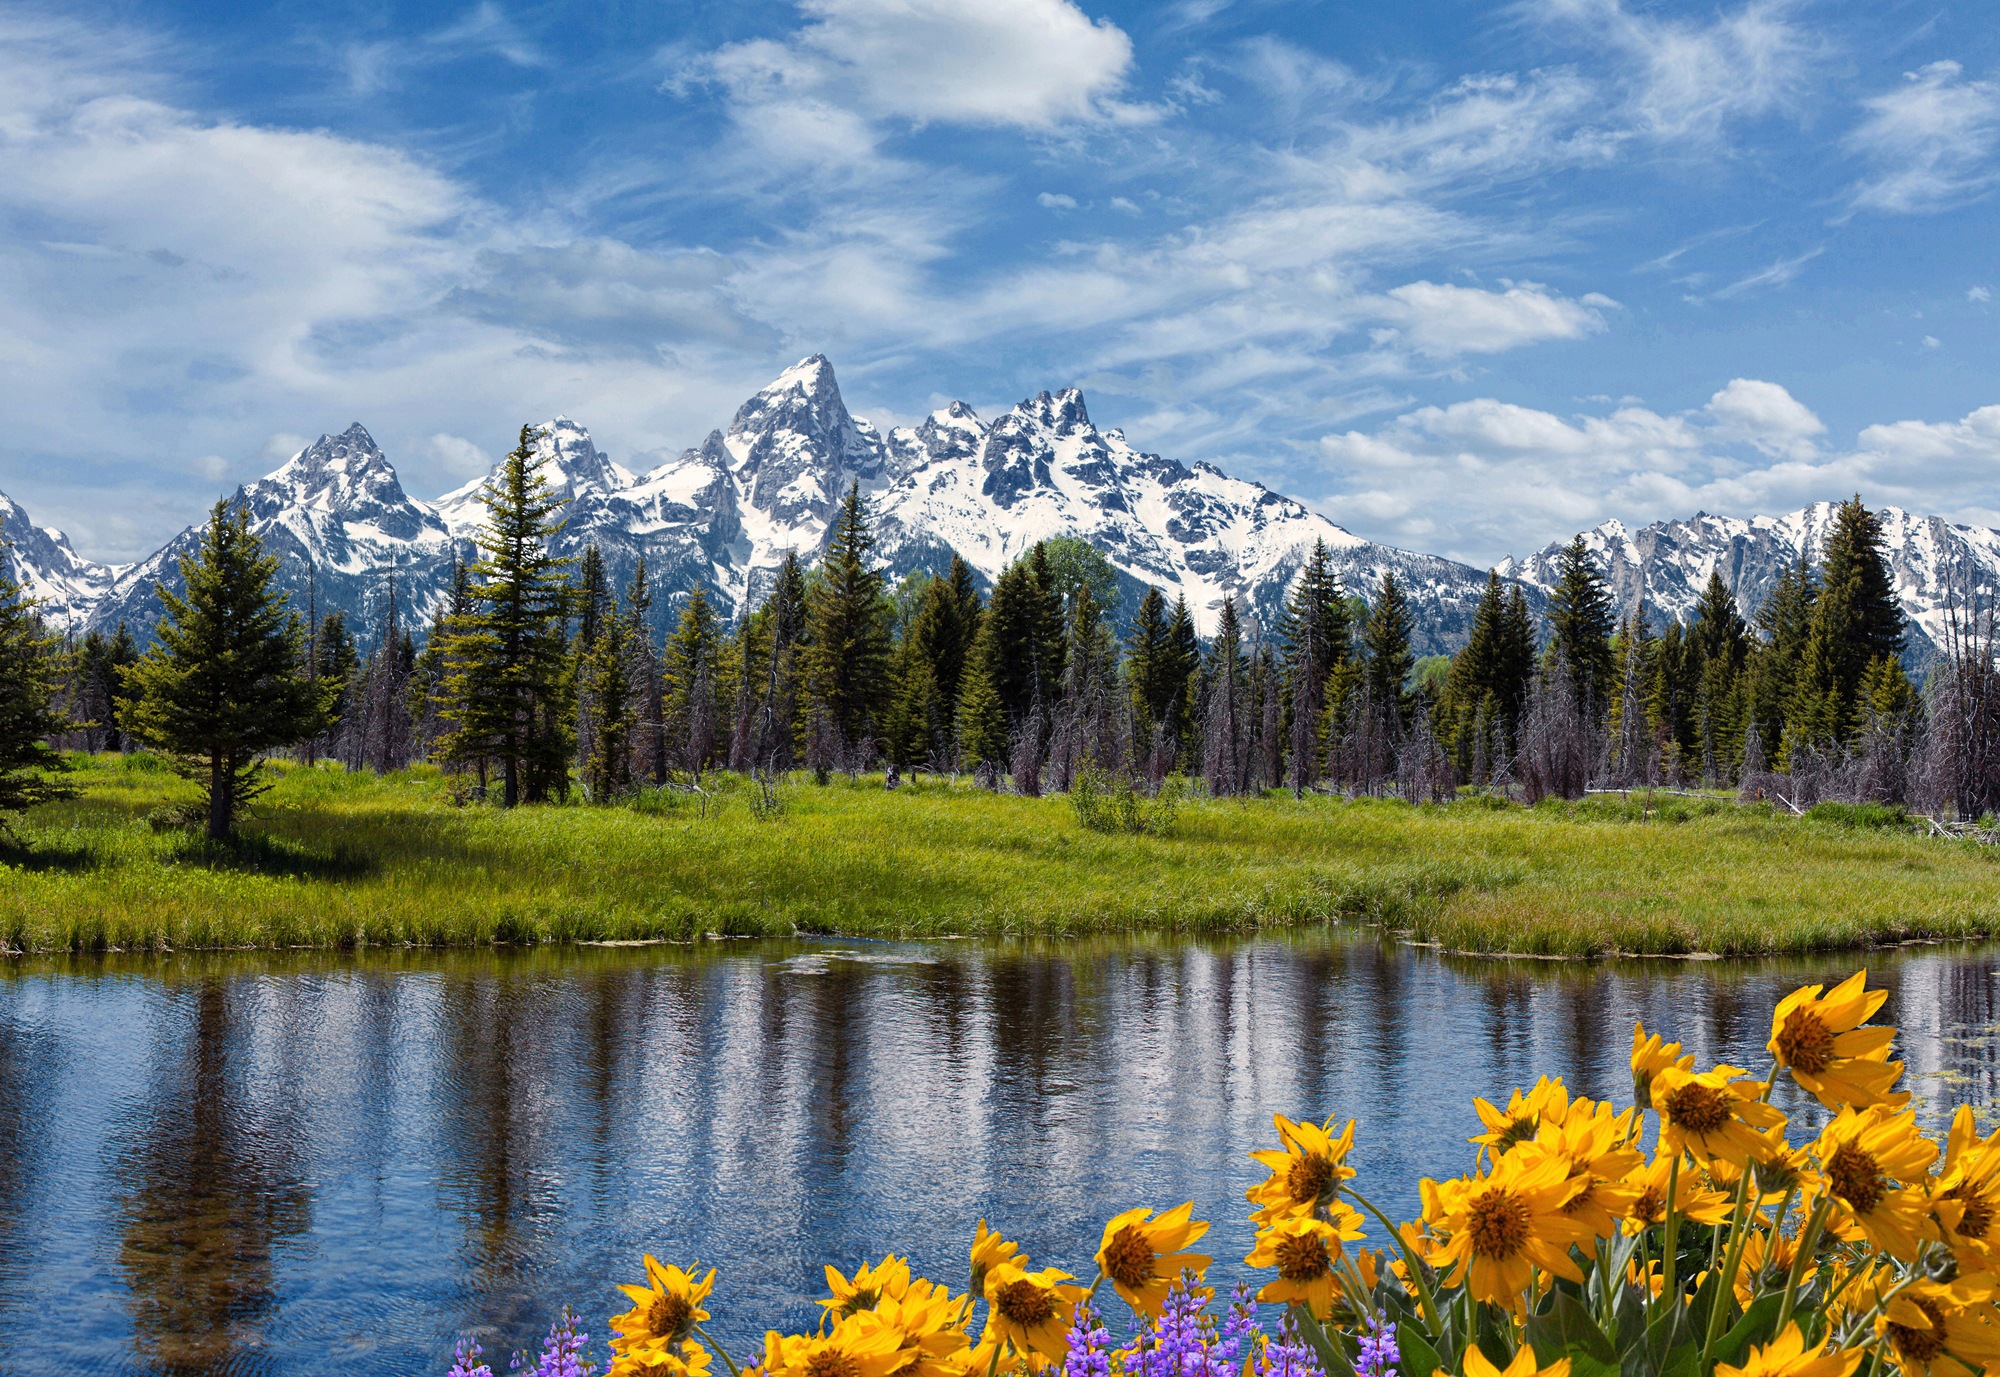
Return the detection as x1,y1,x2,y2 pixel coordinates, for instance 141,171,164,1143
803,484,892,768
953,625,1008,773
1747,554,1819,758
1125,587,1172,741
979,556,1050,732
1547,536,1617,714
0,558,73,824
434,425,575,807
1200,596,1248,795
1788,497,1906,749
123,501,320,840
583,599,639,798
1440,572,1510,769
1361,570,1414,731
1028,542,1067,713
664,584,722,775
305,611,357,764
623,557,666,784
1278,540,1350,795
570,542,612,775
887,555,981,767
1607,613,1654,784
1163,594,1199,764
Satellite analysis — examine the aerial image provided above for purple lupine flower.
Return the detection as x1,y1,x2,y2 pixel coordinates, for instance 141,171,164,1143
451,1336,496,1377
1064,1298,1114,1377
511,1307,598,1377
1254,1309,1325,1377
1354,1316,1398,1377
1221,1284,1260,1351
1124,1275,1244,1377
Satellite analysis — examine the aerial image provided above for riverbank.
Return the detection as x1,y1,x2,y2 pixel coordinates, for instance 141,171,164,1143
4,753,1997,957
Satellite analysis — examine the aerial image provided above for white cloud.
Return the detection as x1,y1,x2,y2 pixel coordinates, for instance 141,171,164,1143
1704,378,1823,457
426,434,494,477
1846,61,2000,214
1924,334,1942,349
1371,280,1608,356
1038,192,1078,209
1972,286,1993,303
1536,0,1816,142
695,0,1137,142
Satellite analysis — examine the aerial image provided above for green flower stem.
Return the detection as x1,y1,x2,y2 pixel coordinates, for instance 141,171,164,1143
1342,1186,1443,1335
694,1325,744,1377
1699,1169,1757,1371
1661,1155,1684,1312
1773,1197,1831,1335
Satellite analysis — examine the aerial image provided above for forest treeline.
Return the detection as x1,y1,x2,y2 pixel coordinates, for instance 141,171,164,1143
6,424,2000,841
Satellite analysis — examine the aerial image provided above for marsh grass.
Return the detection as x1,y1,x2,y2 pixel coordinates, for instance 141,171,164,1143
3,755,1997,957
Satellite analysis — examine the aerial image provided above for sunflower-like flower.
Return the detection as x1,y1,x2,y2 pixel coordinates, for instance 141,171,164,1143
967,1220,1022,1298
1621,1149,1735,1234
1244,1208,1365,1319
1632,1023,1694,1112
1445,1345,1572,1377
1471,1078,1574,1161
1247,1115,1358,1223
1932,1104,2000,1274
1768,971,1909,1111
1866,1276,2000,1377
1731,1226,1814,1309
1812,1104,1939,1261
763,1315,911,1377
613,1258,717,1354
1651,1064,1786,1168
870,1282,971,1377
1092,1203,1212,1317
1712,1324,1864,1377
821,1256,914,1323
977,1263,1083,1368
1532,1101,1643,1238
1421,1146,1595,1312
612,1338,719,1377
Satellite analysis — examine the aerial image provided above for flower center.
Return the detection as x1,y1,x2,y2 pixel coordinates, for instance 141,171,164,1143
1662,1082,1731,1136
1468,1186,1530,1260
1775,1010,1836,1075
1947,1184,1995,1241
1887,1299,1948,1364
1631,1187,1664,1225
1102,1227,1157,1291
807,1350,862,1377
1490,1117,1539,1156
1827,1142,1886,1214
1287,1153,1334,1203
836,1287,881,1318
650,1292,694,1340
995,1279,1058,1328
1274,1231,1332,1282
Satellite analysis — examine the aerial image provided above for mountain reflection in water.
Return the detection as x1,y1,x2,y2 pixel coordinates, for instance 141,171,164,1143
0,936,1992,1376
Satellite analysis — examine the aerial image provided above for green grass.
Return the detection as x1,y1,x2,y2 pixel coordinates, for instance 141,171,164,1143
3,754,1999,957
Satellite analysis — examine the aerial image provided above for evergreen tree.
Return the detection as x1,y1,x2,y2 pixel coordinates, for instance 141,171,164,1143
1164,594,1199,762
1200,596,1248,795
1688,570,1750,675
408,555,471,760
1607,613,1654,783
1125,587,1173,740
953,625,1008,772
887,555,981,767
1278,541,1349,794
583,600,639,798
664,584,722,775
804,483,892,766
1788,497,1906,749
434,425,575,807
750,551,810,774
123,501,320,839
0,558,73,824
1440,572,1514,769
1546,536,1617,713
1028,542,1067,711
623,557,666,784
979,556,1051,731
1747,555,1819,758
1361,570,1414,730
305,611,357,764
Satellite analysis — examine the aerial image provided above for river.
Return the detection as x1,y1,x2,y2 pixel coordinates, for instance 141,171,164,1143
0,936,1992,1376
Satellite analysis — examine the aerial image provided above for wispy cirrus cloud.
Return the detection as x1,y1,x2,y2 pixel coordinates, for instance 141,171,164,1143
1845,61,2000,214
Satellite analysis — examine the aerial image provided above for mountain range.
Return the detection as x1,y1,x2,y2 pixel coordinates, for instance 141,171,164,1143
6,355,1996,664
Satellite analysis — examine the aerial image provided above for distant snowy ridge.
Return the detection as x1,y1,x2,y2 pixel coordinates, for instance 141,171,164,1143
1499,504,2000,663
25,356,1514,653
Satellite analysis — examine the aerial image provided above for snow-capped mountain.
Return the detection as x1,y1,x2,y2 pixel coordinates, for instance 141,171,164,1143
1500,504,2000,663
0,494,116,631
91,423,457,638
8,356,1523,651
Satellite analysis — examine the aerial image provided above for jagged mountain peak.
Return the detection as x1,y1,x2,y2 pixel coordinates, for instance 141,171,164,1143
264,423,411,514
1011,386,1092,435
534,416,629,501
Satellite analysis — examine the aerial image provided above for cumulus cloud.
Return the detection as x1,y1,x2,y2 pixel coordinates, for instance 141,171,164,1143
1704,378,1824,457
1846,61,2000,214
1371,281,1609,356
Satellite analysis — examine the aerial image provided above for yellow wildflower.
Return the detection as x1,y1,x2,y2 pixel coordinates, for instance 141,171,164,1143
1768,970,1908,1112
821,1256,914,1323
613,1259,716,1354
1713,1324,1863,1377
1093,1204,1212,1318
1812,1104,1938,1261
1471,1078,1572,1161
1244,1210,1364,1319
977,1264,1083,1368
762,1315,910,1377
1246,1116,1358,1223
968,1220,1022,1297
611,1339,716,1377
1422,1147,1595,1312
1621,1150,1734,1233
1533,1102,1643,1238
1868,1276,2000,1377
1632,1023,1694,1111
1441,1346,1572,1377
1932,1104,2000,1274
1651,1064,1786,1168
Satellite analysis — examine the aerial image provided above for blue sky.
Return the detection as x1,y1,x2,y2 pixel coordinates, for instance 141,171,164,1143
3,0,1998,566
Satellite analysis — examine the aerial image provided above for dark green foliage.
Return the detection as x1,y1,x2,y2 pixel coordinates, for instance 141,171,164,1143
1362,569,1414,728
1546,536,1617,713
953,625,1008,770
122,501,320,839
1439,572,1533,771
1786,497,1906,750
1124,586,1196,759
65,624,140,753
582,597,639,798
434,425,576,807
1279,539,1350,793
0,560,73,825
664,583,722,774
974,549,1064,731
887,555,982,767
1039,535,1120,621
803,483,892,762
1747,555,1818,757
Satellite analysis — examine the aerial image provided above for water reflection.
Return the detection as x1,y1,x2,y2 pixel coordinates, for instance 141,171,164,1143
0,936,1992,1377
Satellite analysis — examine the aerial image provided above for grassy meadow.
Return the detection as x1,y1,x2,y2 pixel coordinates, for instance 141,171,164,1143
2,752,1998,957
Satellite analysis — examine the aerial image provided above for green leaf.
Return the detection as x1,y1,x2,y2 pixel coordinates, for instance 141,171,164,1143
1612,1285,1648,1357
1397,1320,1445,1377
1526,1291,1620,1367
1292,1304,1357,1377
1711,1294,1785,1370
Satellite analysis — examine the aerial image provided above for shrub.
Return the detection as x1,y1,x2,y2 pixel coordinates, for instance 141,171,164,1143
1804,801,1911,830
1072,767,1183,835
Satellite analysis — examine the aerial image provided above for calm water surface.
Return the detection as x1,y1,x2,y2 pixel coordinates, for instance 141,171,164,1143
0,934,1995,1376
